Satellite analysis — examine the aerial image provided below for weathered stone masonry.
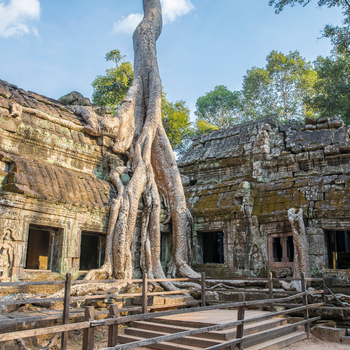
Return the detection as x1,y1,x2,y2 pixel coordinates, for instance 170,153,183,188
0,79,124,280
179,116,350,278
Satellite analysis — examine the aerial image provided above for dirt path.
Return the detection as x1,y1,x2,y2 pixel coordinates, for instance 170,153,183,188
284,338,349,349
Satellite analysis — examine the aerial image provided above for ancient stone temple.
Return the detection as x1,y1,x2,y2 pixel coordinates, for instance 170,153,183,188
179,115,350,279
1,78,350,282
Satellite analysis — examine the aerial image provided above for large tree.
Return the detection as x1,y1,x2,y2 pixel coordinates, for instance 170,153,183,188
307,53,350,124
72,0,199,282
269,0,350,13
242,50,317,122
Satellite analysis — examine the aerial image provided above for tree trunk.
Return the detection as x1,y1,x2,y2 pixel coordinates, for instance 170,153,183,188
288,208,311,279
82,0,199,283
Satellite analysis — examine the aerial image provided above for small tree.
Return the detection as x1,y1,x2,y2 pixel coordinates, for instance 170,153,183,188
92,50,134,113
195,85,243,131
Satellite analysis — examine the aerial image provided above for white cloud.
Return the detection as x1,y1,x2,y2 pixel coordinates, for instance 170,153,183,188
113,13,143,35
0,0,40,38
113,0,194,35
162,0,194,24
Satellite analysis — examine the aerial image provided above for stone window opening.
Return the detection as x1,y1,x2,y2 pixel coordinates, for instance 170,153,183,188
25,225,59,271
79,232,105,271
268,233,294,269
189,179,197,186
160,232,172,264
326,230,350,269
197,231,224,264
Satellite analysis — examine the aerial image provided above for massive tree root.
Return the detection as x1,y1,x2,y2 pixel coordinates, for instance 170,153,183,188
83,0,199,284
288,208,311,279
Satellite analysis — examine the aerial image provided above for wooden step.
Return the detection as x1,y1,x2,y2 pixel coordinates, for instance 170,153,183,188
244,331,307,350
125,327,223,348
132,317,287,341
242,323,299,348
118,334,203,350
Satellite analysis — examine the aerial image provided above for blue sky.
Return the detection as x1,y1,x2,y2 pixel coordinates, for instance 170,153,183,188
0,0,345,120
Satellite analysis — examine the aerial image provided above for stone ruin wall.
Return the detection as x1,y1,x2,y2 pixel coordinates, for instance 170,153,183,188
0,79,150,281
179,115,350,279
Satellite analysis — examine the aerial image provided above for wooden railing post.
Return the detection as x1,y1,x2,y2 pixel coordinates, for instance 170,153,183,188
201,272,206,307
108,304,119,347
268,272,274,312
142,273,148,314
234,293,245,350
301,272,310,339
61,272,71,350
82,306,95,350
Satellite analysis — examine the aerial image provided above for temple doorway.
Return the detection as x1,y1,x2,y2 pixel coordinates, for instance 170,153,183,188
326,230,350,269
25,225,58,271
79,232,105,271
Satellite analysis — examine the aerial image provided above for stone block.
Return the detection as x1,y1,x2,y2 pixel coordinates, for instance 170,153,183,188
325,145,340,155
311,326,346,342
309,150,324,160
305,117,317,125
295,152,309,162
317,123,329,130
305,124,316,130
317,117,330,124
309,235,325,255
341,336,350,344
329,120,344,129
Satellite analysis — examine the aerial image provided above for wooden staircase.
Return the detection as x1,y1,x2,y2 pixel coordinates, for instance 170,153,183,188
119,312,307,350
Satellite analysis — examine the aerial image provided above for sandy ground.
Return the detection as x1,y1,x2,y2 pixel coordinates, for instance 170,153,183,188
283,338,349,350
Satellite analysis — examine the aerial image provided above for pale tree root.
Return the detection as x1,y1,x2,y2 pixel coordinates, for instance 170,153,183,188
280,208,311,292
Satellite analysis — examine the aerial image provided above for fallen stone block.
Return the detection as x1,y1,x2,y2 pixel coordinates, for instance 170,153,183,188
311,326,346,342
341,336,350,344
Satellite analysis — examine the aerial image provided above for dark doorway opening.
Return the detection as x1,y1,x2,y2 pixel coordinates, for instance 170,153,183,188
272,237,282,262
160,232,172,263
26,226,57,270
80,233,106,271
327,230,350,269
198,232,224,264
268,233,294,269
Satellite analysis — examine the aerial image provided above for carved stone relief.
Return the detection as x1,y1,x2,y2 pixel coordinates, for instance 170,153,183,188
0,229,14,280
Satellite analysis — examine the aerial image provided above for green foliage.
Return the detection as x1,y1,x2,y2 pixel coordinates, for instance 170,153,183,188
162,92,193,154
307,54,350,124
269,0,350,14
322,8,350,55
195,85,244,131
242,50,317,122
195,120,218,134
274,0,350,124
92,50,134,112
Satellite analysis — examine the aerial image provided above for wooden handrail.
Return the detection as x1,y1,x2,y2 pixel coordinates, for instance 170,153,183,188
98,311,323,350
0,301,324,343
203,317,321,350
0,289,324,343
